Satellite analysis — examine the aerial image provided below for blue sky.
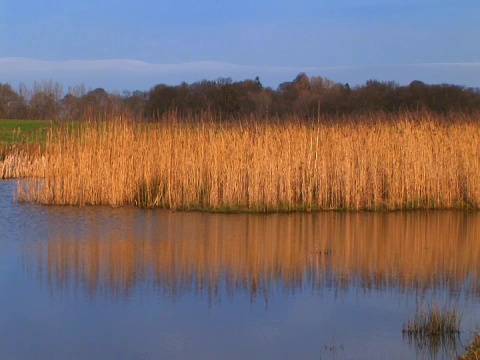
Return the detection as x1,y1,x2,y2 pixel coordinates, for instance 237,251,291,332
1,0,479,91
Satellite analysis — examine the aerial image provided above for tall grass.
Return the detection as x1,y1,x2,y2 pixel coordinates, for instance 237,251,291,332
403,302,462,337
403,302,462,358
0,119,51,178
1,146,44,179
460,333,480,360
17,112,480,211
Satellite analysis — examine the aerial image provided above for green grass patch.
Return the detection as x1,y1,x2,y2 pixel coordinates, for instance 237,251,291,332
0,119,53,146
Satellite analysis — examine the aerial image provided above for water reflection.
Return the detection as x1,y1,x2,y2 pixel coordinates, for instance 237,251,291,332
23,210,480,303
404,331,461,360
4,176,478,360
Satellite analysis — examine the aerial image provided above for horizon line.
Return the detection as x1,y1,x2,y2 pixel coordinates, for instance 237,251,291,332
1,57,479,91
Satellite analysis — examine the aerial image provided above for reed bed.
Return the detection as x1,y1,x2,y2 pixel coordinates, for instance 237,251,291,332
460,333,480,360
403,302,462,337
403,302,462,358
1,147,45,179
17,112,480,211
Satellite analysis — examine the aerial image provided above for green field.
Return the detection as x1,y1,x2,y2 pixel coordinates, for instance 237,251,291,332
0,119,54,160
0,119,53,146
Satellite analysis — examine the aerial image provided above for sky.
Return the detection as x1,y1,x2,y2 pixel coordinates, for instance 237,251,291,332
1,0,479,91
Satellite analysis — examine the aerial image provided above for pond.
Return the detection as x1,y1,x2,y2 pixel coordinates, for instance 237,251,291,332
1,180,479,359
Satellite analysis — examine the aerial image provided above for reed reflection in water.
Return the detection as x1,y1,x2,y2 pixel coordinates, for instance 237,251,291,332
22,210,480,303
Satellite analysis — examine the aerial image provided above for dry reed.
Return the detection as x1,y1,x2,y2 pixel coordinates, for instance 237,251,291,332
460,333,480,360
1,147,45,179
403,302,463,358
16,112,480,211
403,302,462,337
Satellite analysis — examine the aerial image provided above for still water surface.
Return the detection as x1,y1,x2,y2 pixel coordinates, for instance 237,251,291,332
1,180,480,359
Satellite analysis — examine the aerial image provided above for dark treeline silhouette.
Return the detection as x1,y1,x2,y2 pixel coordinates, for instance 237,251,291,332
1,75,480,120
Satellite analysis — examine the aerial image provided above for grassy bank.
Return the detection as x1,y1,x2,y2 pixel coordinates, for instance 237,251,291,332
15,112,480,211
0,119,52,166
0,120,49,178
0,119,52,146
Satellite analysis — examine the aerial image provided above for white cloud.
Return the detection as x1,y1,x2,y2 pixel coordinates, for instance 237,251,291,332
0,57,479,92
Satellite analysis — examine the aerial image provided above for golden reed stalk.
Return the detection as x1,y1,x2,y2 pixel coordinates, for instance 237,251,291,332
17,112,480,210
1,148,45,179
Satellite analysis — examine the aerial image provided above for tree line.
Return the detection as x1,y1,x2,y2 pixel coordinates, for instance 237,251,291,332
1,74,480,121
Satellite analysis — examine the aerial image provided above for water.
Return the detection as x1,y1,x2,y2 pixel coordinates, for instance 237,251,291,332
1,180,479,359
